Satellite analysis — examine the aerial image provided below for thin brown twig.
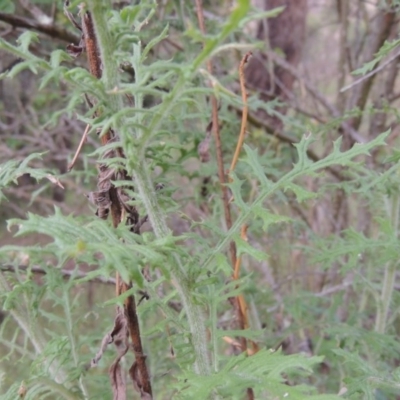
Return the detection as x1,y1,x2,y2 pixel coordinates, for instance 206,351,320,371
0,11,79,43
195,2,253,397
266,50,365,144
195,0,236,267
68,123,90,171
230,55,251,344
233,226,251,352
229,55,259,358
347,9,395,133
229,52,252,174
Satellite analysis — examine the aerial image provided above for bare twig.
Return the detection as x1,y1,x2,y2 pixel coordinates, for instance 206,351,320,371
229,52,252,174
267,50,366,144
227,51,256,400
68,123,90,171
195,0,236,267
230,56,259,359
347,9,395,133
341,47,400,93
0,12,79,43
18,0,53,25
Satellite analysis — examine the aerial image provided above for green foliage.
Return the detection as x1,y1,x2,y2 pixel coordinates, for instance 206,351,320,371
1,1,400,399
0,154,54,202
352,39,400,76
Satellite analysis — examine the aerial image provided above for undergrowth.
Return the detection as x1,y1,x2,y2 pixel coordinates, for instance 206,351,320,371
1,1,400,399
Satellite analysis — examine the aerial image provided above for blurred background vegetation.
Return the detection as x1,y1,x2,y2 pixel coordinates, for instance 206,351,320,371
1,0,400,399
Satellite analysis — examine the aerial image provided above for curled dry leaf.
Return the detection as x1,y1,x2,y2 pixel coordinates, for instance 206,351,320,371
91,307,128,367
66,42,84,58
91,308,130,400
109,345,129,400
91,330,112,368
86,189,111,219
129,361,153,400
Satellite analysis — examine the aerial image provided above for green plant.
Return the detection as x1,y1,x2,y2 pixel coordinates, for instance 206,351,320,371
1,1,400,399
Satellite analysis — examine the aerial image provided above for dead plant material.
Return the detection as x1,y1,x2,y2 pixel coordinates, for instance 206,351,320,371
104,308,130,400
0,11,79,43
65,4,152,398
68,124,90,171
122,282,153,398
229,53,260,399
229,52,252,175
45,174,65,189
91,308,128,368
229,54,259,357
66,43,84,58
92,299,154,399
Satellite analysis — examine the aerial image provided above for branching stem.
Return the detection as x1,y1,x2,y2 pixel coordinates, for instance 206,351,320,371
88,0,211,376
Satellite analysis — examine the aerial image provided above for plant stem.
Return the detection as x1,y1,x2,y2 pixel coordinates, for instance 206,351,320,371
375,193,400,333
88,0,211,376
0,273,68,384
133,164,211,375
63,290,89,399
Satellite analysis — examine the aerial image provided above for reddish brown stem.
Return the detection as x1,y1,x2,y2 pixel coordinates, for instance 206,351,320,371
122,282,153,397
71,8,152,397
82,10,102,80
195,0,236,267
195,2,253,399
229,52,252,174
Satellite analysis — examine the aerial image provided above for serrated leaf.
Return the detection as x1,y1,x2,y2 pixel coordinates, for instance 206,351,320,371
243,145,272,187
177,349,339,400
192,0,250,70
239,6,285,27
6,209,176,288
285,182,318,202
293,134,315,168
235,236,268,261
0,154,50,200
7,60,38,78
50,50,72,68
352,39,400,76
39,67,67,90
251,204,291,230
214,253,233,275
227,173,249,212
16,31,39,52
202,131,389,269
120,5,141,24
142,24,169,60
